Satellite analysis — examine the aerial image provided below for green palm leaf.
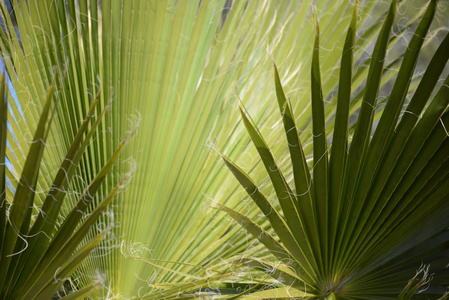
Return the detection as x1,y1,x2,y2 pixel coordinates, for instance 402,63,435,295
0,78,129,299
219,0,449,298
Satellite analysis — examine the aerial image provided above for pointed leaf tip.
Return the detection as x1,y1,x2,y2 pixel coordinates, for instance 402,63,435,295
312,10,319,36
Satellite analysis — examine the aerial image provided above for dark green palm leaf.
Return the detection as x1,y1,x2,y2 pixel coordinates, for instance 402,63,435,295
0,81,130,299
219,0,449,298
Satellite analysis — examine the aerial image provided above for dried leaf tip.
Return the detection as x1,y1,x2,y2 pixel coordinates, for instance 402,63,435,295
95,88,101,102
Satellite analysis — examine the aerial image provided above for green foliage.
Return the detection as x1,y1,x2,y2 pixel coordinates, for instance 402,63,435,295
0,0,393,296
219,0,449,298
1,0,448,298
0,75,130,299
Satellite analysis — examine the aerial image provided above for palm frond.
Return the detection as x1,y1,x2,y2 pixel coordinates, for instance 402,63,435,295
0,76,129,299
219,0,449,298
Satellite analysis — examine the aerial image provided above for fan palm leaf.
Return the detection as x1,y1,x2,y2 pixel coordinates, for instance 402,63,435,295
0,73,132,299
219,0,449,298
